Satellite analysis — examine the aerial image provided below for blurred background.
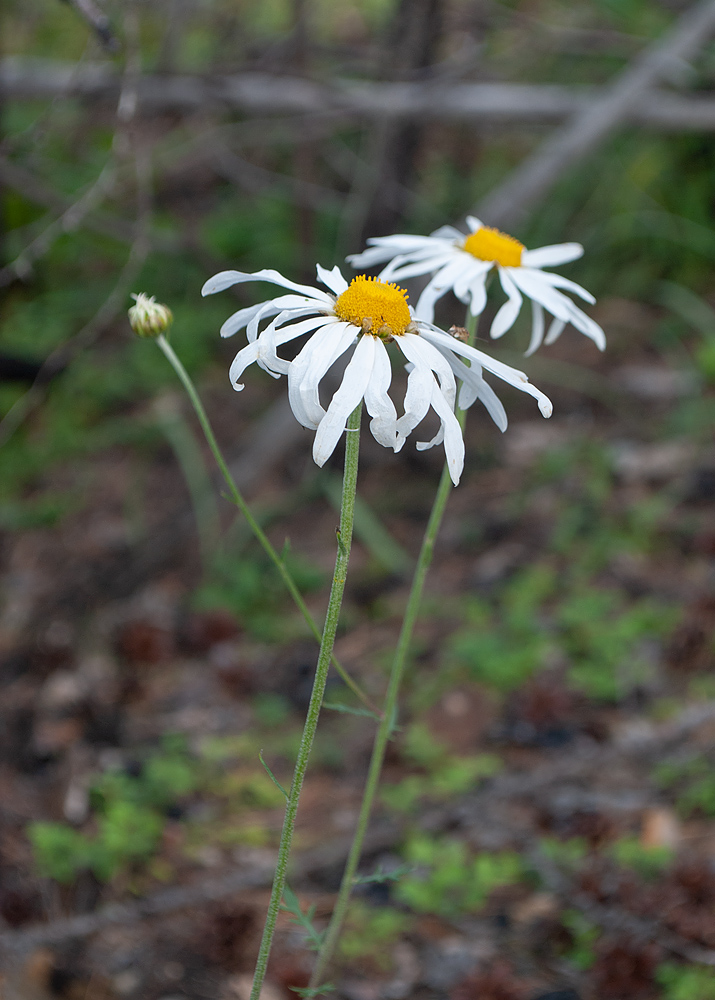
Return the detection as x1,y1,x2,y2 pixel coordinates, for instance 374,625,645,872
2,1,715,998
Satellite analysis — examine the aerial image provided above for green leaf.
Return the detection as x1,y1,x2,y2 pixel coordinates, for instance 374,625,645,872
259,750,289,801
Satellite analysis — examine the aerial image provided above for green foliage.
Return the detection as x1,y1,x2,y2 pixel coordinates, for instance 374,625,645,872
449,566,556,692
338,901,412,971
28,824,95,884
607,835,674,879
29,735,200,884
381,724,502,813
193,546,324,640
558,588,673,700
395,835,525,919
449,559,675,700
657,963,715,1000
282,886,325,951
538,836,589,870
655,756,715,818
561,910,600,971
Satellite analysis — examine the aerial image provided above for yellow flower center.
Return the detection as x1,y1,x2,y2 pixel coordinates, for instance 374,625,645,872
463,225,524,268
334,275,411,339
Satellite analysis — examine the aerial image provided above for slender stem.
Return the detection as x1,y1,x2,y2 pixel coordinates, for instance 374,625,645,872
249,403,363,1000
156,335,379,717
309,309,479,990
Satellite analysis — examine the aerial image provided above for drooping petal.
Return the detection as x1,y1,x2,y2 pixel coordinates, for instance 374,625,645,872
312,335,376,467
395,350,435,440
490,268,523,339
545,317,566,345
521,243,583,268
364,339,399,450
419,327,553,418
519,267,595,304
444,353,508,432
258,314,337,382
453,259,491,305
229,341,262,389
509,270,605,350
525,301,545,357
202,268,334,304
289,321,357,429
397,332,456,407
416,380,465,486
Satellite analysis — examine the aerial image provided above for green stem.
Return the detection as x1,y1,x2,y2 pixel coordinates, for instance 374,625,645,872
249,402,363,1000
308,309,479,990
156,335,379,717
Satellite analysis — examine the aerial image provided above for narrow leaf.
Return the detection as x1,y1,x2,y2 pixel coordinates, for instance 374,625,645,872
259,750,288,800
322,700,381,721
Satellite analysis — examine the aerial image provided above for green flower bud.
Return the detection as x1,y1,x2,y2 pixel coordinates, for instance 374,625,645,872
129,293,173,338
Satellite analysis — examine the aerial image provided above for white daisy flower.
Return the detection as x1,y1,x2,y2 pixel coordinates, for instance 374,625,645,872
348,216,605,357
201,265,553,485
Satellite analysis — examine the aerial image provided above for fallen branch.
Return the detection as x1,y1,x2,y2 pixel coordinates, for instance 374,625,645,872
4,58,715,130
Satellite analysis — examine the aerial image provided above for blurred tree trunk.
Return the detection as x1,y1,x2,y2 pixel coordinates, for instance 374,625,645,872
350,0,444,251
292,0,316,280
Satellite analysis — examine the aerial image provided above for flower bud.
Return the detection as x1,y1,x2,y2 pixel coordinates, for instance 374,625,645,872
128,293,173,338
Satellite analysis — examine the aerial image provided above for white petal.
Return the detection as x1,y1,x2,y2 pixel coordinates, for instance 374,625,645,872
258,314,336,382
544,317,566,345
519,267,595,304
521,243,583,268
289,321,357,429
417,381,465,486
525,301,545,357
454,259,491,303
228,341,261,389
414,257,473,324
430,225,466,241
419,326,552,417
312,335,375,467
510,271,605,350
364,339,399,449
467,271,489,317
397,333,456,406
348,235,445,269
316,263,348,295
465,216,483,232
202,267,333,304
381,248,457,283
395,348,434,439
221,302,277,339
247,301,277,344
490,269,523,339
445,354,508,431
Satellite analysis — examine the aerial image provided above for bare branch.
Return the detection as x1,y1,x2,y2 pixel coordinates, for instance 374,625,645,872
5,58,715,130
59,0,119,53
476,0,715,229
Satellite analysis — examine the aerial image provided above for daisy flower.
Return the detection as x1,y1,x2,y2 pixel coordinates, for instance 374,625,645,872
348,216,605,357
201,265,553,485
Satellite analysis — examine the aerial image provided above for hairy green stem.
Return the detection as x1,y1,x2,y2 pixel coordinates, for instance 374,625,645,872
248,403,363,1000
156,335,378,716
309,309,478,990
